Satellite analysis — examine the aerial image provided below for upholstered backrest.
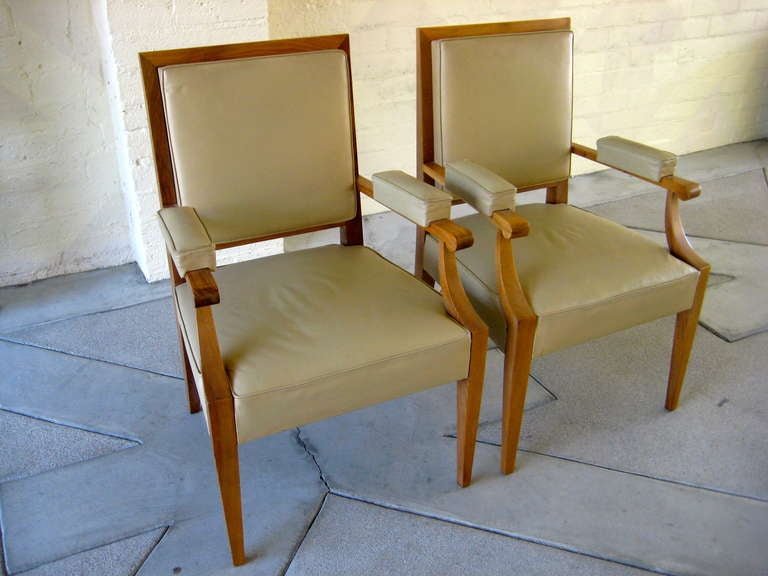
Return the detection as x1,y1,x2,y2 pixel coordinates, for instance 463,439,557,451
160,50,357,244
432,30,573,189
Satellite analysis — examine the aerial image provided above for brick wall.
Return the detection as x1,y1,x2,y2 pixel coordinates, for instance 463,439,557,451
2,0,766,286
270,0,768,204
0,0,132,287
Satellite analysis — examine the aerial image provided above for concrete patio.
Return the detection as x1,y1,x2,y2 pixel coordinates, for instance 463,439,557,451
1,140,766,576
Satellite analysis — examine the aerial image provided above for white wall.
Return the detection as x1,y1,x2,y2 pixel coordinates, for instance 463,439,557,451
2,0,766,287
0,0,132,287
93,0,275,283
269,0,768,202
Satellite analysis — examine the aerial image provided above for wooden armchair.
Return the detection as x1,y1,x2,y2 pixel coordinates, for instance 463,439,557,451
140,35,487,565
414,19,709,475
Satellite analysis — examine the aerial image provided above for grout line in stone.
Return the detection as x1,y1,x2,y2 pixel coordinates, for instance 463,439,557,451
130,526,170,576
623,225,768,248
465,443,768,504
0,406,141,446
0,294,171,337
0,336,184,381
279,492,329,576
328,491,668,576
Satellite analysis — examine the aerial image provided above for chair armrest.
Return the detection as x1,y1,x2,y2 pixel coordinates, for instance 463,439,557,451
491,210,530,240
372,171,452,227
572,142,700,200
596,136,676,182
158,206,216,277
445,160,517,216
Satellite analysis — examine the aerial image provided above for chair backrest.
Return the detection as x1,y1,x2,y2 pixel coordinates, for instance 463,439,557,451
141,36,361,247
418,19,573,191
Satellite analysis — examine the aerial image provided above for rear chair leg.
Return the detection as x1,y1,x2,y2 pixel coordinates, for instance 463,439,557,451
177,325,201,414
501,318,536,475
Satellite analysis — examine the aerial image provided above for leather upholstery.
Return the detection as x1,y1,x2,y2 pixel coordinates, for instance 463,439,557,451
373,171,452,226
176,245,470,443
158,206,215,276
161,50,357,244
597,136,677,182
446,160,517,216
424,204,699,356
432,31,573,189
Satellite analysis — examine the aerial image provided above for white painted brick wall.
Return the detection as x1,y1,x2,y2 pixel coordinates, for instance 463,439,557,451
270,0,768,193
0,0,132,287
4,0,767,286
94,0,276,283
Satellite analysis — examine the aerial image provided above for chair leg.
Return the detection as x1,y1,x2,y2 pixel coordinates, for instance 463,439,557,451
456,375,483,487
209,397,246,566
500,319,536,475
665,307,702,410
175,324,201,414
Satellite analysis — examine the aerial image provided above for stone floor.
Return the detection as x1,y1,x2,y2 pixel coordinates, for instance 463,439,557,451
1,140,766,576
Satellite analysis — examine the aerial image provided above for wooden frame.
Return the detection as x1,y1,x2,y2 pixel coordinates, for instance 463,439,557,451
415,19,710,475
140,34,487,565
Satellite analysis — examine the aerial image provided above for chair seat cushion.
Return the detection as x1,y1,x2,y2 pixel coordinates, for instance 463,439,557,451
425,204,699,356
176,245,470,443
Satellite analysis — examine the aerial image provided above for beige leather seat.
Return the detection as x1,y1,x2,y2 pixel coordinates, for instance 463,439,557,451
140,36,488,566
415,19,710,475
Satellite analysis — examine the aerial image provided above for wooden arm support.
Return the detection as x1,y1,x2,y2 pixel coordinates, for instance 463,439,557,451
423,162,446,185
491,210,531,240
186,269,221,308
571,142,701,201
425,219,474,252
356,174,374,198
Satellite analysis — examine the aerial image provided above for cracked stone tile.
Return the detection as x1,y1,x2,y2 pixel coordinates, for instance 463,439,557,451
297,321,768,576
6,298,183,378
0,342,326,574
587,169,768,245
0,263,169,335
286,495,651,576
0,410,137,483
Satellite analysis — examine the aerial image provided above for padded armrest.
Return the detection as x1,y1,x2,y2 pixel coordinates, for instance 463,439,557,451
596,136,677,182
157,206,216,277
372,171,452,227
445,160,517,216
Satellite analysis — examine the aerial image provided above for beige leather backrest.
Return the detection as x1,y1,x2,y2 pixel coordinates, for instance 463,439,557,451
432,31,573,189
160,50,357,244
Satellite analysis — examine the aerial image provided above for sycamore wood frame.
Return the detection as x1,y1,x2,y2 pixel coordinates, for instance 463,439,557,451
140,34,488,566
409,18,711,476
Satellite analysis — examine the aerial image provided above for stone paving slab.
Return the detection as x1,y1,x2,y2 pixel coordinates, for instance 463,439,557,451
0,342,325,574
299,380,768,576
0,410,136,483
15,529,164,576
286,495,652,576
588,169,768,245
478,320,768,499
0,264,169,334
6,298,183,378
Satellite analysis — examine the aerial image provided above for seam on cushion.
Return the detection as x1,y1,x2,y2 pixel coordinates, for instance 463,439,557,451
540,269,699,319
231,332,470,399
158,213,179,253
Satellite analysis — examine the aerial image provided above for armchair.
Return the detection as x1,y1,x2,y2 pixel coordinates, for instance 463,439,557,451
415,19,709,475
140,35,487,565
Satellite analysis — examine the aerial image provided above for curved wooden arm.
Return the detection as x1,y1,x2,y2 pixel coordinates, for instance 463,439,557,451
491,210,530,240
571,142,701,201
496,233,537,323
186,269,221,308
665,191,709,271
425,219,474,251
